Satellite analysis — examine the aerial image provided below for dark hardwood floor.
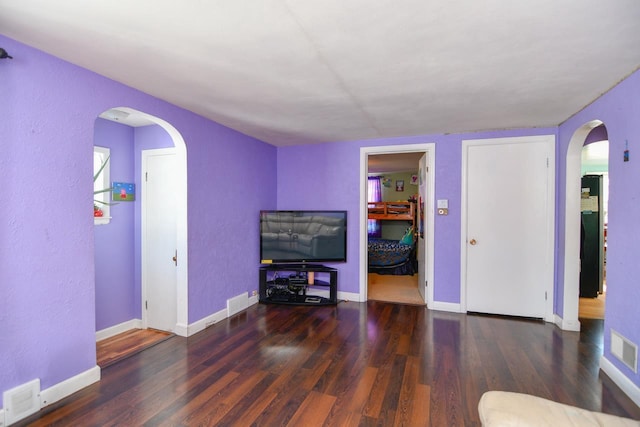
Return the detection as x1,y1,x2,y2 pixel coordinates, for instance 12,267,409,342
97,328,173,368
19,301,640,426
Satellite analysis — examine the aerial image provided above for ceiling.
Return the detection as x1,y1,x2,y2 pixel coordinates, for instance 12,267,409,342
1,1,639,147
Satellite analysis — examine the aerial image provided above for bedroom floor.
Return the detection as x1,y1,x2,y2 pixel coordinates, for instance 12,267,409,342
368,273,424,305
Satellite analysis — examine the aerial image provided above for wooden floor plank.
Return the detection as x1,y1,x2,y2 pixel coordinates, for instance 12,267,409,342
19,301,640,426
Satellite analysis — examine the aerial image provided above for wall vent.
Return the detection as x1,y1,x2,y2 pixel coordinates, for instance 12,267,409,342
611,329,638,373
227,292,249,317
3,379,40,425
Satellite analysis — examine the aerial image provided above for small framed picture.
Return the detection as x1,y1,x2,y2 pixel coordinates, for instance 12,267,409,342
396,180,404,192
112,182,135,201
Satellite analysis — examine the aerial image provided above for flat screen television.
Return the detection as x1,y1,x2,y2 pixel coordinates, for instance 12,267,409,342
260,210,347,264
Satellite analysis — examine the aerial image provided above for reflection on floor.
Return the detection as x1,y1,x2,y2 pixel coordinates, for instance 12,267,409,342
97,328,173,368
579,292,605,320
368,272,424,305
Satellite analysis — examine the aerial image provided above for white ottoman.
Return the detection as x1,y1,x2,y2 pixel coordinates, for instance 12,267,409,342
478,391,640,426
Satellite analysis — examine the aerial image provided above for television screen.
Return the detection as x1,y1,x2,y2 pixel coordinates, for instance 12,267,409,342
260,210,347,264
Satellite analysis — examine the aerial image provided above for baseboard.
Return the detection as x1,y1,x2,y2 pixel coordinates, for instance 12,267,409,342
174,323,189,337
186,308,228,336
96,319,142,342
339,291,363,302
248,294,259,306
430,301,462,313
554,314,581,332
600,356,640,407
40,366,101,408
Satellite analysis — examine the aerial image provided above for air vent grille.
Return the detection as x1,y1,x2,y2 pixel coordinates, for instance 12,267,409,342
611,329,638,373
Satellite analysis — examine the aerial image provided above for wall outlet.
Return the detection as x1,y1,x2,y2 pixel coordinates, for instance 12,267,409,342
251,290,258,297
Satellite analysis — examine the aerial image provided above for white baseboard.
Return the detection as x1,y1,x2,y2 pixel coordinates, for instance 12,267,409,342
554,314,581,331
248,294,259,306
174,323,189,337
40,366,100,408
187,308,228,336
339,291,363,302
600,356,640,407
184,294,259,337
430,301,462,313
96,319,142,342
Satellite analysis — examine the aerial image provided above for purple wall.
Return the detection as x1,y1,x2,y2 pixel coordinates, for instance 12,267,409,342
4,26,640,402
94,119,136,331
0,34,277,395
558,69,640,388
277,128,556,303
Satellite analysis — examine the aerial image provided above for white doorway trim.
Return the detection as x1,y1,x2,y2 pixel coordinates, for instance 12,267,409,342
359,143,436,306
561,119,603,332
116,107,189,337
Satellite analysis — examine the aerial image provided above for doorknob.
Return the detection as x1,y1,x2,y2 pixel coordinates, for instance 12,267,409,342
469,239,477,245
172,250,177,266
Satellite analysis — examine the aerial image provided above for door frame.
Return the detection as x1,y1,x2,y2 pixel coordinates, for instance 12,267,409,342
359,143,436,306
460,135,555,321
562,120,603,331
123,107,188,337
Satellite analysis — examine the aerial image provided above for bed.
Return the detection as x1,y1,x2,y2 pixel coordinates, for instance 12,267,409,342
367,201,417,275
367,238,417,275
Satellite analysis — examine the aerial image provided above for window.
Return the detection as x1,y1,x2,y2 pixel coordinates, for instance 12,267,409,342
94,146,111,225
368,177,381,238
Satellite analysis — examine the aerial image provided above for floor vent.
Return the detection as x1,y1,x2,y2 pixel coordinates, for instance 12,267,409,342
611,329,638,373
3,379,40,426
227,292,249,317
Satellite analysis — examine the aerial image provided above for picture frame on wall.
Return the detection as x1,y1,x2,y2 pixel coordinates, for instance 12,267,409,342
395,180,404,192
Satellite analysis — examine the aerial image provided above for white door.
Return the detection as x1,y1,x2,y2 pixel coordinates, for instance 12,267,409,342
462,136,554,319
417,153,428,302
142,148,177,332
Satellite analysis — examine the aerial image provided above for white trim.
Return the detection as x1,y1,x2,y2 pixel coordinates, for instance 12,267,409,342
460,135,555,321
39,366,101,408
359,143,436,306
554,314,581,332
95,319,142,342
430,301,463,313
115,108,189,335
248,294,259,307
600,356,640,408
338,291,363,302
180,296,260,337
562,120,603,331
186,308,228,336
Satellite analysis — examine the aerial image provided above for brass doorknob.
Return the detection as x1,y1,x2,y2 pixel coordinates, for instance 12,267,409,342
469,239,477,245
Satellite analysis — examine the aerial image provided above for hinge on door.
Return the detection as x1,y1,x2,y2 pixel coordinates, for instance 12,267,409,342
145,172,148,182
546,158,549,168
145,300,148,310
545,291,547,300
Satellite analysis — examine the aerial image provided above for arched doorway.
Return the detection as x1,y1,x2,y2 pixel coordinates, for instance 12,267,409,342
94,107,189,337
562,120,605,331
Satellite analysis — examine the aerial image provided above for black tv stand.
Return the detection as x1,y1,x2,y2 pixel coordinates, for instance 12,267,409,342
259,264,337,306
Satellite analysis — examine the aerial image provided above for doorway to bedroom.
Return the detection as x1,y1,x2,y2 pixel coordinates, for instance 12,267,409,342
361,144,434,306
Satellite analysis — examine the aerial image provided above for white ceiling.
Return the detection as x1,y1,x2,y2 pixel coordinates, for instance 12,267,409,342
1,1,639,147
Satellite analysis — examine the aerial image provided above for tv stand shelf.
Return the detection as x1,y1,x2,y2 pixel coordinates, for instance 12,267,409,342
259,264,337,306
